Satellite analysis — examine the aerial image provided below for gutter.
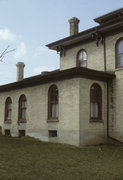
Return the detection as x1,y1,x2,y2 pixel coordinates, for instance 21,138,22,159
47,20,123,50
103,37,106,72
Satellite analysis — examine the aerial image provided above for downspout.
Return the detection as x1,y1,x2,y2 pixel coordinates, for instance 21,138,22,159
104,37,110,137
103,37,106,72
107,81,109,137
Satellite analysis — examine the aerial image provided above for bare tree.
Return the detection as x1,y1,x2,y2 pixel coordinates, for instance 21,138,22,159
0,45,16,61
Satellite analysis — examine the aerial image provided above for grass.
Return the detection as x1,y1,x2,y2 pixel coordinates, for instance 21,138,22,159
0,136,123,180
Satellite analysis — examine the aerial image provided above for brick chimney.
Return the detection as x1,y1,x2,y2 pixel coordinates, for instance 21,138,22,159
16,62,25,81
68,17,80,36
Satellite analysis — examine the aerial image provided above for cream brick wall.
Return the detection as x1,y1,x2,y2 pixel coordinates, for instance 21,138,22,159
109,71,123,141
106,32,123,71
0,78,80,146
106,32,123,142
0,77,108,146
59,31,123,144
60,32,123,72
60,41,104,71
79,78,107,145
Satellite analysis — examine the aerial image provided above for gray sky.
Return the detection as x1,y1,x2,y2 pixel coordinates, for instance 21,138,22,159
0,0,122,84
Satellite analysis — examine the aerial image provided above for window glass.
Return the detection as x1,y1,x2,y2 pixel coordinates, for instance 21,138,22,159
90,84,102,120
48,85,59,119
7,110,12,120
22,109,26,119
91,103,98,118
118,40,123,53
5,97,12,123
77,50,87,67
116,39,123,68
18,95,27,122
118,55,123,66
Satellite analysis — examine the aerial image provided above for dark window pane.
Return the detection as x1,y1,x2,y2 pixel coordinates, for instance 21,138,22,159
5,97,12,122
91,103,98,118
19,95,27,122
118,40,123,53
90,84,102,120
77,50,87,67
118,54,123,66
48,85,59,119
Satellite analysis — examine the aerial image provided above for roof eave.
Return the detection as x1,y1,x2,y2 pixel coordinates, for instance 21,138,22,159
94,7,123,24
46,19,123,51
0,67,115,92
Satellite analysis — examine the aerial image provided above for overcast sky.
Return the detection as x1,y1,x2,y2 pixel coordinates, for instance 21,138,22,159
0,0,122,84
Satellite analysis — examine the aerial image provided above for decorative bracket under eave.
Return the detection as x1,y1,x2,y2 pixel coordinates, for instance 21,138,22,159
92,29,104,46
56,46,66,57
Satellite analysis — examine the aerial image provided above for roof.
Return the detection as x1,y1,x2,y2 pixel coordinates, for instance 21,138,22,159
46,8,123,51
0,67,115,92
94,7,123,24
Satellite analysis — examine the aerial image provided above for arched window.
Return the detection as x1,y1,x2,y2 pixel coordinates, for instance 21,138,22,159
18,95,27,123
48,85,58,120
90,83,102,121
77,49,87,67
5,97,12,123
116,38,123,68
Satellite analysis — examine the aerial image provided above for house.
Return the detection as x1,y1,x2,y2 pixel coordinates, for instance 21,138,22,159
0,8,123,146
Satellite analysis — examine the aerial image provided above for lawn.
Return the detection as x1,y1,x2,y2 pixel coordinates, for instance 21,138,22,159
0,136,123,180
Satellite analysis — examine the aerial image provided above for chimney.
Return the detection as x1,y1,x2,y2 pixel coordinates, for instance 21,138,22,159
68,17,80,36
16,62,25,81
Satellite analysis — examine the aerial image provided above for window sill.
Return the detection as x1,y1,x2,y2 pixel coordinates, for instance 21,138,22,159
18,120,27,124
4,120,11,124
47,119,59,122
115,67,123,71
90,119,103,123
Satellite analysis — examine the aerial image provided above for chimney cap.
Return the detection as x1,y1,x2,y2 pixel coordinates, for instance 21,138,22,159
68,17,80,23
16,62,25,67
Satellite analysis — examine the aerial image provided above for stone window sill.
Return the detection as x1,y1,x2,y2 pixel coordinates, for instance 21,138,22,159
90,119,103,123
47,119,59,122
4,121,11,124
115,67,123,71
18,120,27,124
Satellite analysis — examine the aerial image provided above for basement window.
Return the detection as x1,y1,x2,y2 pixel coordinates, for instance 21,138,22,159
48,130,57,137
19,130,25,137
5,129,11,136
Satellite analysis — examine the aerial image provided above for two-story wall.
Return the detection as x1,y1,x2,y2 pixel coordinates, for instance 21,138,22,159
47,8,123,145
105,32,123,142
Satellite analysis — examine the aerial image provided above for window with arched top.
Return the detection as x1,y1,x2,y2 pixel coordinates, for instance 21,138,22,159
5,97,12,123
90,83,102,121
18,95,27,123
116,38,123,68
48,85,58,120
77,49,87,67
